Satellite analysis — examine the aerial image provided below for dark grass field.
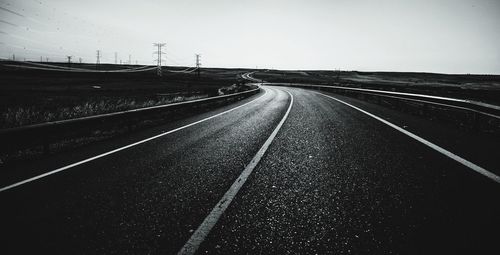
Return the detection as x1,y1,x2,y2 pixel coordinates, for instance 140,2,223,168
0,62,253,128
2,64,500,130
0,62,258,164
254,70,500,105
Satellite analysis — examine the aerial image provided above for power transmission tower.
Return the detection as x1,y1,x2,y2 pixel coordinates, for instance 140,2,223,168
128,54,131,65
67,55,72,67
79,57,82,64
195,54,201,78
153,43,166,76
114,52,118,64
12,54,15,61
96,50,101,70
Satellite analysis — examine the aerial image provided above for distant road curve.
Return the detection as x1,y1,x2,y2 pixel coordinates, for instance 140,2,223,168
240,72,500,183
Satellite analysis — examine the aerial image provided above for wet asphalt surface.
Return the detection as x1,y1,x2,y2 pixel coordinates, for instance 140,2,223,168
1,86,500,254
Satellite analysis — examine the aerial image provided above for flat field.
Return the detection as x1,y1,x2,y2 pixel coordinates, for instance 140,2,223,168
254,70,500,105
0,62,252,128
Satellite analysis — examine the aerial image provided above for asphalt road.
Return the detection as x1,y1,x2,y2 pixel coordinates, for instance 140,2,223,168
1,85,499,254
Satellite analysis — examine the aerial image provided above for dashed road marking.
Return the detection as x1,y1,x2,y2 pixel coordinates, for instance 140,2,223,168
177,90,294,255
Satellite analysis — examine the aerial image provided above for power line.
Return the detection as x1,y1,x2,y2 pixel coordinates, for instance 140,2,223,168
4,60,156,73
164,48,191,66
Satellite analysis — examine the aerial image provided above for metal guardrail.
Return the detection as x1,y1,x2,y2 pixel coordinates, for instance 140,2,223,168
267,82,500,120
0,86,261,154
241,72,262,82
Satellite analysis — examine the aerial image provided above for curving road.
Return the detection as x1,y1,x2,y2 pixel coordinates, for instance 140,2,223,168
1,84,499,254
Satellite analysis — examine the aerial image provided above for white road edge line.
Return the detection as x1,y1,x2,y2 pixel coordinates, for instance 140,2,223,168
177,90,294,255
0,88,268,193
317,91,500,184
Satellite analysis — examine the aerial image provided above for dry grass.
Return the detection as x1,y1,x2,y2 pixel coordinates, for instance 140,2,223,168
1,94,206,129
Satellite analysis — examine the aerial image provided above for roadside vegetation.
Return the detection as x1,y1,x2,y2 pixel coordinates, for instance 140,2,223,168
0,63,253,129
1,94,207,128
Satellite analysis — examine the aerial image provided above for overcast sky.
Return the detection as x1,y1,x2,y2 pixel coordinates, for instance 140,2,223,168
1,0,499,74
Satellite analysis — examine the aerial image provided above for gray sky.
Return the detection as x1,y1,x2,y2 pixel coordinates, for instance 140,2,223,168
1,0,499,74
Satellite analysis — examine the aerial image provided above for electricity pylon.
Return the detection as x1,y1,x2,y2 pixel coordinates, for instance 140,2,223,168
195,54,201,78
96,50,101,70
66,55,72,67
153,43,166,76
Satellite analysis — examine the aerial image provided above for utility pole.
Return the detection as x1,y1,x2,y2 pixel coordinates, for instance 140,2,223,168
114,52,118,64
12,54,15,61
46,57,48,62
153,43,166,76
67,55,72,67
96,50,101,70
128,54,131,65
40,56,42,62
195,54,201,78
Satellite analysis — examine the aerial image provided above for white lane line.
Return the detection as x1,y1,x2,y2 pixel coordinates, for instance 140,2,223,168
317,92,500,184
177,90,294,255
0,89,269,193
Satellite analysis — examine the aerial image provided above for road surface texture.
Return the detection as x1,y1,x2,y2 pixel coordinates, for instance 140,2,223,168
1,85,499,254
